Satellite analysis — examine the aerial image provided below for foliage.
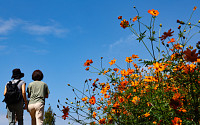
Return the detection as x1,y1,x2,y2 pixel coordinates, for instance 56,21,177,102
44,104,56,125
58,5,200,125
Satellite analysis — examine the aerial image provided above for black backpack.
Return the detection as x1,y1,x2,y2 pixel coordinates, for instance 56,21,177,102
3,80,22,105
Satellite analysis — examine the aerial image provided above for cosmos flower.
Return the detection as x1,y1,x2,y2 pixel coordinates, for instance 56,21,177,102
132,16,138,22
159,29,174,41
148,9,159,16
89,96,96,105
84,59,93,66
120,19,129,29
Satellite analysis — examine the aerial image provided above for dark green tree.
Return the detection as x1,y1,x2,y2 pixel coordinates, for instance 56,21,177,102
43,104,56,125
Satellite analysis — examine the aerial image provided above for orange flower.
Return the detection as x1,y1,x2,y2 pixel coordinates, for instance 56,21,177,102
125,57,133,63
120,80,128,87
103,70,109,75
132,96,140,104
104,94,110,98
92,111,97,118
167,38,175,44
82,96,88,101
84,59,93,66
173,43,183,50
183,48,198,62
97,106,101,110
89,96,96,105
172,93,181,100
118,16,122,19
193,6,197,11
153,62,166,72
100,83,110,94
107,100,111,105
120,69,128,76
113,68,119,73
148,9,159,16
130,74,139,79
62,106,69,120
85,67,89,71
144,112,150,117
131,81,139,87
127,68,134,75
132,54,139,59
120,19,129,29
118,96,124,103
113,101,120,109
132,16,138,22
99,118,106,124
179,108,187,113
171,117,182,125
109,58,116,65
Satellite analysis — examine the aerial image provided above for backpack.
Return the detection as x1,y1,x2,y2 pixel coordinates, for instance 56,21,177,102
3,80,22,105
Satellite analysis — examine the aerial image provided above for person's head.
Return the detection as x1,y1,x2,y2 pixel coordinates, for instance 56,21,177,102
32,70,43,81
11,68,24,79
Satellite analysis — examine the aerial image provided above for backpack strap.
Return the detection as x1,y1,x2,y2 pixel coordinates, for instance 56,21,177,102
7,80,21,85
15,80,21,85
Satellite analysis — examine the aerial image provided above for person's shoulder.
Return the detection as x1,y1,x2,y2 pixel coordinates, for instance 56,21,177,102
20,80,26,84
28,81,35,86
40,81,48,87
41,81,47,85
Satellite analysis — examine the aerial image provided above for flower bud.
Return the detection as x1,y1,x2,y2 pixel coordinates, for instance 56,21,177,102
188,22,191,25
159,24,162,27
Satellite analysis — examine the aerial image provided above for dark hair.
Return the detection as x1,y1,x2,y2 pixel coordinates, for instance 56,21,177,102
32,70,43,81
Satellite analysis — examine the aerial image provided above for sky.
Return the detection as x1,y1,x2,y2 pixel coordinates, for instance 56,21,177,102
0,0,199,124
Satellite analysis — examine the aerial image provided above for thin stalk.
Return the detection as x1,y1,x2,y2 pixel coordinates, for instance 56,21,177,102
158,25,162,59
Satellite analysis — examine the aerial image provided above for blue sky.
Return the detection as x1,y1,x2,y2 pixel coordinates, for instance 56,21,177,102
0,0,199,124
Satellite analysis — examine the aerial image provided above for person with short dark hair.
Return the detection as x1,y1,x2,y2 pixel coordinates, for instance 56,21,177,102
4,68,28,125
27,70,50,125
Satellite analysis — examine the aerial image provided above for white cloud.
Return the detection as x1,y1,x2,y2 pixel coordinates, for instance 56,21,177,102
109,35,136,49
0,18,68,37
24,24,68,37
0,18,21,34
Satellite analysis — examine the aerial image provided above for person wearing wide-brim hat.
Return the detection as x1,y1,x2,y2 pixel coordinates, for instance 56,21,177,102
4,68,28,125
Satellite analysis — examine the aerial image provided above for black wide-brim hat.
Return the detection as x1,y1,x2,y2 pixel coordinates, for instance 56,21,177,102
11,68,24,79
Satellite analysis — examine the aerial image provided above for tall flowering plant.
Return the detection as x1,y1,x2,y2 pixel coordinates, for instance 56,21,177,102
58,5,200,125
